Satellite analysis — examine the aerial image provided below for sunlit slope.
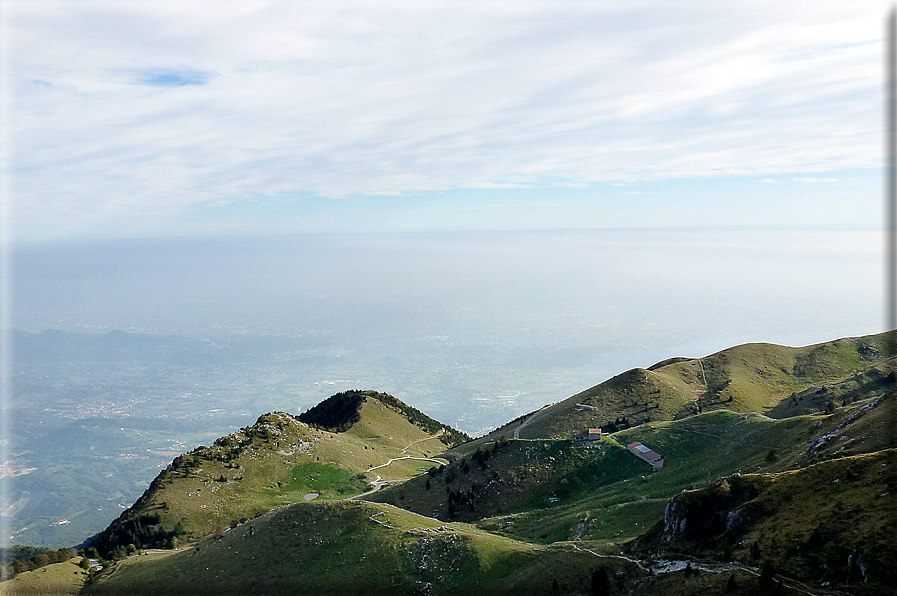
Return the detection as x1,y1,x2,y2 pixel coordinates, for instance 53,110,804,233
63,332,897,595
84,391,466,557
372,391,893,544
0,556,89,596
496,331,894,440
83,500,645,596
632,448,897,591
370,411,809,531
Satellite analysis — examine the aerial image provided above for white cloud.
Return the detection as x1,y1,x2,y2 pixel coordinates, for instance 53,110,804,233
3,0,888,239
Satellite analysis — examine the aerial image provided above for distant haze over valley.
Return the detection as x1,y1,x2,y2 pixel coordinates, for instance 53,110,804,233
2,227,885,547
11,228,883,433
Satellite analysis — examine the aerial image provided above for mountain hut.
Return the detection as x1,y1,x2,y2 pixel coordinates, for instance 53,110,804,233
573,428,604,444
626,441,663,471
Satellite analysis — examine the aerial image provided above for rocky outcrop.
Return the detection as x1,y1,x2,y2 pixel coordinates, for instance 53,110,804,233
632,450,897,591
647,475,767,548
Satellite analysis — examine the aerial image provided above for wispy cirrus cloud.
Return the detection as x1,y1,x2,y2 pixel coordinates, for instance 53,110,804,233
2,0,886,240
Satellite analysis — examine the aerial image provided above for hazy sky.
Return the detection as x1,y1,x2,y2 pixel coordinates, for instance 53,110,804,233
1,1,887,241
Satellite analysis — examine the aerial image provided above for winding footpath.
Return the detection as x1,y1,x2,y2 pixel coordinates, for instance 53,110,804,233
569,544,823,596
365,456,448,473
513,405,550,439
348,475,388,500
347,431,449,499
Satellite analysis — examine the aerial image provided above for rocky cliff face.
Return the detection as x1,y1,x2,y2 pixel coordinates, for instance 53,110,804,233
638,474,767,550
632,449,897,591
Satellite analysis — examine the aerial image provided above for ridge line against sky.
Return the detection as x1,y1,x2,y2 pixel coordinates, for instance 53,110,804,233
0,1,889,241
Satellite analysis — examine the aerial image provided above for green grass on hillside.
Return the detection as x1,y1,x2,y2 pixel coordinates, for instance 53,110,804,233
631,449,897,591
490,331,896,441
87,397,455,557
63,332,897,595
84,501,645,596
742,450,897,588
0,556,89,595
271,463,369,500
377,404,871,548
477,410,824,545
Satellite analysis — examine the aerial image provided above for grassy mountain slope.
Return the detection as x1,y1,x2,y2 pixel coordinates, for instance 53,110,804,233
84,500,645,596
0,556,89,596
492,332,894,440
84,391,467,558
631,448,897,593
370,409,811,539
22,332,892,595
372,389,894,549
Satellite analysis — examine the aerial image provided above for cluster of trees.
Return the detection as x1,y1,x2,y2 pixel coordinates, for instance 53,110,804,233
447,484,480,516
442,467,457,484
470,439,506,469
83,513,183,560
208,412,304,466
297,389,471,445
620,393,667,411
103,542,142,561
0,546,79,580
298,391,366,432
169,453,202,476
603,417,631,433
788,377,882,413
424,438,511,515
427,438,508,488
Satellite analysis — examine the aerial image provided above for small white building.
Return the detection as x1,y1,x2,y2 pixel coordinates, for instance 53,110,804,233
626,441,663,471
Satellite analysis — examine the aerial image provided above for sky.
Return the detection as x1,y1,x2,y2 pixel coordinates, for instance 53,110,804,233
0,1,889,242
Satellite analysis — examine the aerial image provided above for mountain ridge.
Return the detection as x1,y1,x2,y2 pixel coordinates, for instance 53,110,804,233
83,390,468,559
484,332,895,441
7,330,895,595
